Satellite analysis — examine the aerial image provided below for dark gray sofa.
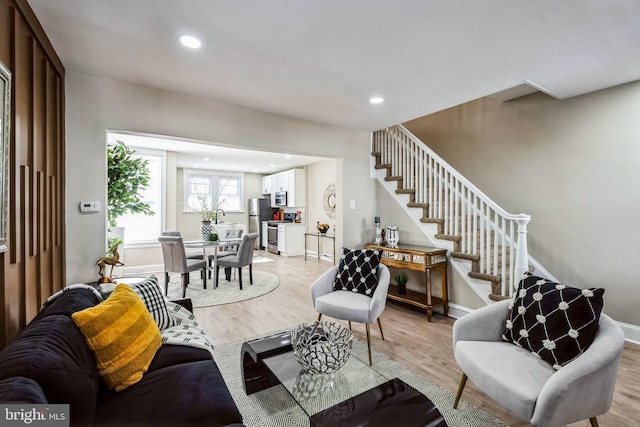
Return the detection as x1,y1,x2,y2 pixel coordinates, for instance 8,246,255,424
0,288,243,427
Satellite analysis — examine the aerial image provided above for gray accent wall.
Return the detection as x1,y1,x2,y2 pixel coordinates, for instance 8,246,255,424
403,80,640,326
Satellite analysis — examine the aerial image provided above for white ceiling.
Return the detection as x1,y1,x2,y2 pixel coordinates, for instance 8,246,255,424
29,0,640,168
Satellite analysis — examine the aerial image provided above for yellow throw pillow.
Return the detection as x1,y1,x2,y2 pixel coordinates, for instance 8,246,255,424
72,283,162,391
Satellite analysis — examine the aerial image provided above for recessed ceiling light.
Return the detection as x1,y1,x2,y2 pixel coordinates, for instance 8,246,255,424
202,158,209,161
369,97,384,104
179,34,202,49
284,155,292,159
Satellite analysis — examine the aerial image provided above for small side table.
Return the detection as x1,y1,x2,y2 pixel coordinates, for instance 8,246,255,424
304,233,336,264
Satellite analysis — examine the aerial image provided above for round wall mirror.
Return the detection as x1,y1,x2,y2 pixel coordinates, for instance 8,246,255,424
323,183,336,220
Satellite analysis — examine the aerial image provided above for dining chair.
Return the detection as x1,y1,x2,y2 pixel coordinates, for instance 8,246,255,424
215,233,259,290
161,231,203,260
158,235,207,298
208,227,244,279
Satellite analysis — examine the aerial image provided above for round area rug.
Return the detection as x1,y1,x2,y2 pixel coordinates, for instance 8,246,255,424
165,270,279,308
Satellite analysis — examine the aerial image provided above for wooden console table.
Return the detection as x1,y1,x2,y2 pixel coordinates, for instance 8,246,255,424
366,243,448,321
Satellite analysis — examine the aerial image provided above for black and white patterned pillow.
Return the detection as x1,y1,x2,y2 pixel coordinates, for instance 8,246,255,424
128,276,174,330
502,272,604,370
333,248,381,297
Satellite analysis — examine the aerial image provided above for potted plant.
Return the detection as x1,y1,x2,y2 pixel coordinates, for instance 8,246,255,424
395,272,409,294
107,140,154,247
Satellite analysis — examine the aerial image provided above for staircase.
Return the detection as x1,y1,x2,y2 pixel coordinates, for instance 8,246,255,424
372,125,554,302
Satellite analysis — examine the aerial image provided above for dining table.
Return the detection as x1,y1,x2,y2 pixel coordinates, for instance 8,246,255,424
183,238,243,286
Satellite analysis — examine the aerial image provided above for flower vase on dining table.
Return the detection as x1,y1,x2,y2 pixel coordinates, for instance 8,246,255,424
201,223,213,241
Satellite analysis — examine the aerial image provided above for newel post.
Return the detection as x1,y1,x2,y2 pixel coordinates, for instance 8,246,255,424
514,214,532,295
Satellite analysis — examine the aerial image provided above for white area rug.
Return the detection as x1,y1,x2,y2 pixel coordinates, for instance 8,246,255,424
165,270,279,307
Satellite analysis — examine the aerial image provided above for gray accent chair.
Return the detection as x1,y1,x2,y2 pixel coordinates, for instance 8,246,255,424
310,263,391,365
215,233,259,290
452,298,625,427
158,235,208,298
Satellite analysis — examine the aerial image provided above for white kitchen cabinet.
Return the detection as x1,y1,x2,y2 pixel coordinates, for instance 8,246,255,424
261,176,272,195
286,169,306,207
261,221,268,249
265,168,305,207
273,172,289,193
277,224,286,253
277,223,304,257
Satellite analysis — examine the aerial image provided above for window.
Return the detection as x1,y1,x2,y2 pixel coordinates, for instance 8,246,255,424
184,170,244,213
116,148,165,244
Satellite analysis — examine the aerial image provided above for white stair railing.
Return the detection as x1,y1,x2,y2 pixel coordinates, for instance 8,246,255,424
373,125,531,299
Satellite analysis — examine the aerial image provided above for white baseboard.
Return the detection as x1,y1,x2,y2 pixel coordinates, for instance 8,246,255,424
121,264,163,277
305,251,335,263
432,302,472,319
617,321,640,345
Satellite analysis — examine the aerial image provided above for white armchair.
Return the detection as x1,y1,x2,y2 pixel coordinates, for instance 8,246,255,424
310,263,390,365
452,299,625,427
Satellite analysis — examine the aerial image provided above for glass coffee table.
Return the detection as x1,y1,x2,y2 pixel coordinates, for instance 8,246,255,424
241,331,447,427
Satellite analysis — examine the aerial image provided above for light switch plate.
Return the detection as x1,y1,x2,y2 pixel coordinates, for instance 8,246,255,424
349,200,356,209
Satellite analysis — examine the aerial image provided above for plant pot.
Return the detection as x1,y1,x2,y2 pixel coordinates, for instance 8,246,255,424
397,282,407,294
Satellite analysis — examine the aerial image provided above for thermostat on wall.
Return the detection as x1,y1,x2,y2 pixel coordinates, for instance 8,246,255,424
80,201,100,212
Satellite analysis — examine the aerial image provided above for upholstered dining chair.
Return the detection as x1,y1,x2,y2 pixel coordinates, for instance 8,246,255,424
214,233,259,290
208,227,244,279
452,298,625,427
158,235,207,298
310,261,390,366
161,231,203,260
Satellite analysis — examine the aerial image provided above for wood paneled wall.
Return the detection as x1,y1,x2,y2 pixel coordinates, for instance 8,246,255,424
0,0,65,347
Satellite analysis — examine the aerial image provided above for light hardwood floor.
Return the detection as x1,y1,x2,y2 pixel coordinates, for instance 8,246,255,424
194,250,640,427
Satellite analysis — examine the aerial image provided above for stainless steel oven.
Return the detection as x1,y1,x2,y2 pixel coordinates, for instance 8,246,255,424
267,223,279,254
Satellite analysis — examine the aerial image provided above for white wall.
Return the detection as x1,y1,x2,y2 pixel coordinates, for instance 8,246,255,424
65,72,373,284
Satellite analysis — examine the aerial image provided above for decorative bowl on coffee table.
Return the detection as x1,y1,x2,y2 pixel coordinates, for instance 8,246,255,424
291,321,352,374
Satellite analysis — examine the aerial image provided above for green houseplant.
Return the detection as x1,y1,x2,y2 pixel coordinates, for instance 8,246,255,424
395,272,409,294
107,140,154,245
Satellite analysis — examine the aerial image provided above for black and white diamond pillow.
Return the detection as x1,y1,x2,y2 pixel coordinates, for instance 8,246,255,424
333,248,381,297
502,272,604,370
127,275,174,330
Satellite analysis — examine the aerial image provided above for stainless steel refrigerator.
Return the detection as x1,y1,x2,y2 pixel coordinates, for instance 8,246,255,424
248,198,278,249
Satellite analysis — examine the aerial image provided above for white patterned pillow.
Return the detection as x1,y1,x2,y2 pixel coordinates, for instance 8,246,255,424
502,272,604,369
127,276,174,330
333,248,381,297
